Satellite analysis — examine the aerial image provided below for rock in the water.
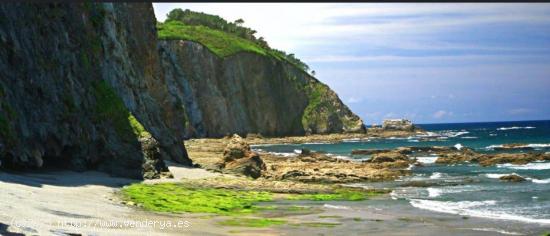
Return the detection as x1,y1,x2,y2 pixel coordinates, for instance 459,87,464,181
499,174,526,182
381,119,415,131
369,152,409,163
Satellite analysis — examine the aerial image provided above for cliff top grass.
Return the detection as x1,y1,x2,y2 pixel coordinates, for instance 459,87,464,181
158,21,285,60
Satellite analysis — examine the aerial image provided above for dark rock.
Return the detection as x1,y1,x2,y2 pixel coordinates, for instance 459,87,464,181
159,40,365,137
499,174,526,182
0,3,191,178
369,152,409,163
299,148,312,156
224,154,266,179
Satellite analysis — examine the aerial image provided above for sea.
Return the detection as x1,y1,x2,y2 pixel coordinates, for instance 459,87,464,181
253,120,550,226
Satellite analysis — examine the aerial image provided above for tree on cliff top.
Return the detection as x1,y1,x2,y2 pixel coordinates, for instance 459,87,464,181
164,8,313,74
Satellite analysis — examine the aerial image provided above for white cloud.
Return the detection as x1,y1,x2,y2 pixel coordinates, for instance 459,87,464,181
508,108,533,115
433,110,453,119
346,97,361,103
152,3,550,54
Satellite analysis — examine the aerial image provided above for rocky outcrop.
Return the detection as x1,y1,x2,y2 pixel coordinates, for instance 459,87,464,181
499,174,526,182
435,152,550,166
159,40,365,138
381,119,415,131
368,152,409,163
0,3,191,178
218,134,266,178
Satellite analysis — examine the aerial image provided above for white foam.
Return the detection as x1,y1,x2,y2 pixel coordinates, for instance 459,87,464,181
497,126,536,131
293,149,301,154
460,136,478,139
526,143,550,148
485,144,503,150
342,138,366,142
485,173,509,179
487,143,550,150
408,139,419,142
497,162,550,170
466,228,524,235
416,156,437,164
530,178,550,184
427,188,442,198
429,172,443,179
323,204,350,210
410,199,550,224
454,143,463,150
267,152,297,157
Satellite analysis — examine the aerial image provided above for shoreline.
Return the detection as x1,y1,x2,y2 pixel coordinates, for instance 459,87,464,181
1,169,547,236
1,131,549,235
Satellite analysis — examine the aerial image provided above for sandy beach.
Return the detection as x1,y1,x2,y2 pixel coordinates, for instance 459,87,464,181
1,158,548,236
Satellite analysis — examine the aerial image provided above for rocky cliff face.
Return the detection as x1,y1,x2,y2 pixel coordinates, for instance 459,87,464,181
0,3,191,178
159,40,365,138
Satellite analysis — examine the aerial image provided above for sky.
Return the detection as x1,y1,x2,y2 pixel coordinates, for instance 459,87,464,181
153,3,550,124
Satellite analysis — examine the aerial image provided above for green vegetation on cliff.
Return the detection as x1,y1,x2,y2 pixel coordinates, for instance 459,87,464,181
158,21,277,59
158,9,310,72
302,83,334,133
92,80,151,140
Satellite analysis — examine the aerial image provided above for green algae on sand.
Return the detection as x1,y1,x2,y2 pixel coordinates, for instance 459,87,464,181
218,218,287,227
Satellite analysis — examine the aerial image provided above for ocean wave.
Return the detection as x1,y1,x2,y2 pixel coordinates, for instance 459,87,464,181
454,143,463,150
408,139,419,142
486,143,550,150
409,199,550,224
427,188,442,198
266,152,297,157
429,172,443,179
526,143,550,148
485,144,503,150
485,173,520,179
460,136,478,139
465,228,523,235
497,126,536,131
530,178,550,184
342,138,363,142
323,204,350,210
497,162,550,170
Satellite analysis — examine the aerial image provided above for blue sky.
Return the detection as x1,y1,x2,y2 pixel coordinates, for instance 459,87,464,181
153,3,550,124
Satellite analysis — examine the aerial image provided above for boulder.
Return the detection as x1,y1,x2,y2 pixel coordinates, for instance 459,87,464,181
224,153,266,179
223,134,251,162
220,134,266,179
499,174,526,182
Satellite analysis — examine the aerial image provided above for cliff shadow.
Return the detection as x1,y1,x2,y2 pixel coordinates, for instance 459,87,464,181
0,168,138,188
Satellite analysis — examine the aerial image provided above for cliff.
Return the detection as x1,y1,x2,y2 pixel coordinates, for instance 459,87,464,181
0,3,191,178
158,23,365,137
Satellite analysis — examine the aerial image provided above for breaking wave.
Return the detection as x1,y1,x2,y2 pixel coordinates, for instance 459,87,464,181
409,199,550,224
